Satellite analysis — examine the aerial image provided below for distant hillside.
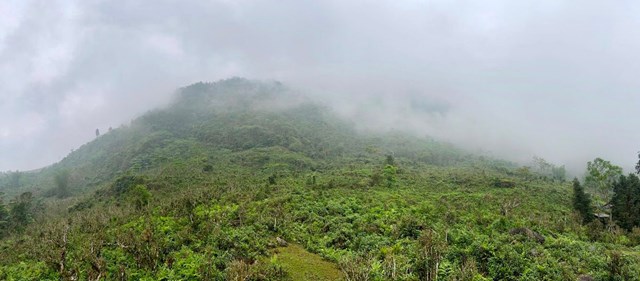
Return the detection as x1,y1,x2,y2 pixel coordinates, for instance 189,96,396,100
0,78,485,198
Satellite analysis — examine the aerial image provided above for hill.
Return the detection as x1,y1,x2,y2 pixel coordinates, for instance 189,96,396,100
0,78,639,280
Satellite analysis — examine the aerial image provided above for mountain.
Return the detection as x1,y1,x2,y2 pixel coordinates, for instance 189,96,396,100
0,78,474,198
0,78,638,280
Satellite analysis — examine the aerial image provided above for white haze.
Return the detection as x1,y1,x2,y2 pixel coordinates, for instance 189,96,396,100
1,0,639,174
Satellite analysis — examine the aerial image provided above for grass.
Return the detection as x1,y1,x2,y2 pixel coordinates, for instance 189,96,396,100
274,244,344,281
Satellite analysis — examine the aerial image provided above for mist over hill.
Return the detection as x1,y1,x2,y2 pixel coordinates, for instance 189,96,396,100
2,1,640,280
2,0,640,173
0,78,489,197
0,78,639,280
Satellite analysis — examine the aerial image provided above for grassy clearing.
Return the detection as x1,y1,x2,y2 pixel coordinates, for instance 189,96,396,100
274,244,344,281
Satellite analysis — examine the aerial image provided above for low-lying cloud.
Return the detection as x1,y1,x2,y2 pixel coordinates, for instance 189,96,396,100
1,0,639,174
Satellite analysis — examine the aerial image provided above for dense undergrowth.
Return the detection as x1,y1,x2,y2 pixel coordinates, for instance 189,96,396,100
1,78,639,280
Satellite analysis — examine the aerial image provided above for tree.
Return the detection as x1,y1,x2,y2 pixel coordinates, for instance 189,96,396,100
551,165,566,182
516,166,532,180
636,151,640,175
611,174,640,231
531,156,565,181
533,156,552,176
572,178,593,223
383,164,398,188
54,170,71,198
128,184,151,210
95,128,100,137
584,158,622,205
385,154,395,166
9,192,34,231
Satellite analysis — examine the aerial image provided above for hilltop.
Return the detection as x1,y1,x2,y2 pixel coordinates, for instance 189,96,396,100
0,78,638,280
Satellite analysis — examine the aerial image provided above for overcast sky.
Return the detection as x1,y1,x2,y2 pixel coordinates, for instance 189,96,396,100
1,0,639,174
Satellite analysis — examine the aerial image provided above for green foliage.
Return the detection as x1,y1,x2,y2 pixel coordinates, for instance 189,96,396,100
382,165,398,188
155,247,222,280
1,79,639,280
339,254,378,281
385,154,395,166
0,261,58,281
53,170,71,198
0,192,37,237
111,175,146,196
129,184,151,210
572,178,593,224
0,197,8,237
492,178,515,188
606,251,639,281
516,166,533,180
415,229,446,281
611,174,640,231
585,158,623,203
532,156,566,181
8,192,34,230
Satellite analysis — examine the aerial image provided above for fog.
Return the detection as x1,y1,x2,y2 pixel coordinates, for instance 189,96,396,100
1,0,639,174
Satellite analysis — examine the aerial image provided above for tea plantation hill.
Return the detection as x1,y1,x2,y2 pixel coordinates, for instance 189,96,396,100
0,78,638,280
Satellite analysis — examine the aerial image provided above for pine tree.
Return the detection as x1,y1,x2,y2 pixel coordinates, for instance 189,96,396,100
611,174,640,231
573,178,593,223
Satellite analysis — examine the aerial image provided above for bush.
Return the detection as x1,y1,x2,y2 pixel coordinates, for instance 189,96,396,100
415,229,446,281
492,178,515,188
129,185,151,210
0,262,58,281
111,175,146,196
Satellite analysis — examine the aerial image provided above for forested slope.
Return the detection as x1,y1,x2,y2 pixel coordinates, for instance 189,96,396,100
0,78,638,280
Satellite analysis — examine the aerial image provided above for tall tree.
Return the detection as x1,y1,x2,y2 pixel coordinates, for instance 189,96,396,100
636,151,640,175
611,174,640,231
584,158,622,224
533,156,552,176
572,178,593,223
